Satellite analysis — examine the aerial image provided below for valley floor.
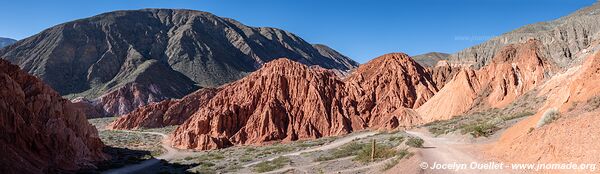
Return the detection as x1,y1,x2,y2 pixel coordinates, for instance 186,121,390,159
89,117,521,174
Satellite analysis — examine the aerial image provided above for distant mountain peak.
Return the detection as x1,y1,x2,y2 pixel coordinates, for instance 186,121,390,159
412,52,450,67
0,37,16,48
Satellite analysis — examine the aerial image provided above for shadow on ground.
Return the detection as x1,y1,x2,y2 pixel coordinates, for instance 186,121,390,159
78,146,199,174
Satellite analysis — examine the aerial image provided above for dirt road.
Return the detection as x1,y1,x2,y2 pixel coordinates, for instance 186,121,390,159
244,131,378,168
403,130,507,174
103,131,178,174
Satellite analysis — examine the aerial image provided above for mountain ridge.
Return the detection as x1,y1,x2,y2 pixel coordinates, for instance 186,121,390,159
449,2,600,68
0,8,357,116
0,37,16,48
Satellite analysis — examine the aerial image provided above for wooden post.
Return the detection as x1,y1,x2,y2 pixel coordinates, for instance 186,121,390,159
371,139,376,162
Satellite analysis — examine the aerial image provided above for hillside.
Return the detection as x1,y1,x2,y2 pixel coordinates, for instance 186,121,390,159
0,9,357,116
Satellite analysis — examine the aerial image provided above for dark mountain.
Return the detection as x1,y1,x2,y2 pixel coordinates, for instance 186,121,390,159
0,37,16,48
0,9,358,116
412,52,450,67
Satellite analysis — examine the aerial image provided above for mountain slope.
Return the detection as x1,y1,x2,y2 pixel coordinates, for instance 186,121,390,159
412,52,450,67
449,2,600,68
0,37,16,48
490,42,600,166
0,59,106,173
0,9,357,116
418,39,555,121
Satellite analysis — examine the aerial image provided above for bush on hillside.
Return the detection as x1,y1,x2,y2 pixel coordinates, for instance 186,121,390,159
536,108,559,128
405,137,424,148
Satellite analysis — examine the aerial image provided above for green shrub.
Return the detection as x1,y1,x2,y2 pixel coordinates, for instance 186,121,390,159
240,155,253,162
536,108,559,128
314,142,364,162
461,122,499,137
354,143,397,163
405,137,424,148
199,161,216,168
252,156,291,173
503,111,534,121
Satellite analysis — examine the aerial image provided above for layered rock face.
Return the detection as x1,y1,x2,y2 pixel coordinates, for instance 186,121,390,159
168,53,436,150
109,88,218,129
344,53,437,129
427,60,460,89
449,2,600,68
0,60,106,173
418,39,554,121
490,47,600,166
0,9,357,116
171,59,351,150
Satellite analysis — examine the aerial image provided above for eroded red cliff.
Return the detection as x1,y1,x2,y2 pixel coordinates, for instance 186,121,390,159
0,60,106,173
418,39,554,121
170,53,438,150
108,88,218,129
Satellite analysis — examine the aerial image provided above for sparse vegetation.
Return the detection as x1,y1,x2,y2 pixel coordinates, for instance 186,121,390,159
382,149,411,171
252,156,291,173
99,130,164,156
585,96,600,111
354,143,397,163
461,122,499,137
536,108,559,128
425,90,544,137
405,137,424,148
315,142,365,161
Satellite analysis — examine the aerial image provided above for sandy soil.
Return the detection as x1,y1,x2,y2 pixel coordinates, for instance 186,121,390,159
387,129,510,174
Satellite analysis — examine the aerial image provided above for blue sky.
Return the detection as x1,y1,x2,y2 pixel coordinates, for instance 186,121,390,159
0,0,595,63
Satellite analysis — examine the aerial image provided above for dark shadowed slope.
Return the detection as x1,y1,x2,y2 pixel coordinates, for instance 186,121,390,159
0,59,106,173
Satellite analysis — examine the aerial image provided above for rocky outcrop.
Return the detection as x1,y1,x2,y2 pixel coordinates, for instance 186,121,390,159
0,59,106,173
412,52,450,67
0,9,357,116
418,39,554,121
169,53,435,150
449,2,600,68
427,60,460,89
109,88,218,129
71,97,109,118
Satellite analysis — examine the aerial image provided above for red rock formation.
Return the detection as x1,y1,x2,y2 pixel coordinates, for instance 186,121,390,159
418,39,554,121
490,48,600,166
71,97,109,118
172,59,351,150
170,53,437,150
417,68,483,121
427,60,460,89
344,53,437,129
0,60,106,173
108,88,218,129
